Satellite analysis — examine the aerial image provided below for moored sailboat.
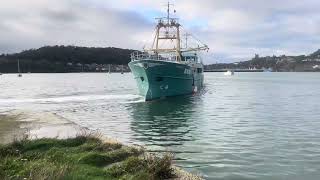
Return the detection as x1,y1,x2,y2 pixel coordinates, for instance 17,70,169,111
224,70,234,76
18,59,22,77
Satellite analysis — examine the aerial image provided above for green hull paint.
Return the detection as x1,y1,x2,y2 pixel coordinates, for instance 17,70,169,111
129,60,204,101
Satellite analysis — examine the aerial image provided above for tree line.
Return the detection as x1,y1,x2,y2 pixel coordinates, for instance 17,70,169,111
205,49,320,72
0,46,135,73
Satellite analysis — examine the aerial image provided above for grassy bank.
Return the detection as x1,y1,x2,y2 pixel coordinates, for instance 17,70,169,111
0,134,176,180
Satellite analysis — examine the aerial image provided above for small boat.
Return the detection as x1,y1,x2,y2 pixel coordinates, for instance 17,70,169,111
312,65,320,70
263,67,273,72
224,70,234,76
17,59,22,77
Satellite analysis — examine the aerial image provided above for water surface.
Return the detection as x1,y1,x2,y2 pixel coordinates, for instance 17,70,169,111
1,72,320,179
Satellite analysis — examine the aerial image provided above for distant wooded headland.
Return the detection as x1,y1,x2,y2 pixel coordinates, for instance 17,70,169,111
1,46,320,73
205,49,320,72
0,46,134,73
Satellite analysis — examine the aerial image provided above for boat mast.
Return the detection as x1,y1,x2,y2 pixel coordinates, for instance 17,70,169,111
176,24,181,60
150,2,209,58
155,28,159,52
154,2,181,61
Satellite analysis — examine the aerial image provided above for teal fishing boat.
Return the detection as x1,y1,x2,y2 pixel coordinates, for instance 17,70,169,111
129,3,209,101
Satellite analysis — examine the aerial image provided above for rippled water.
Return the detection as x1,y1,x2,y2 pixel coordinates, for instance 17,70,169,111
1,72,320,179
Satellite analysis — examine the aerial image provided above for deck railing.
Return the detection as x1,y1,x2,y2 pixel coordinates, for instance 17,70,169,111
130,51,177,62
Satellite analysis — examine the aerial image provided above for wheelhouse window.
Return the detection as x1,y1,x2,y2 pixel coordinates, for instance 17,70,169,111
184,56,197,62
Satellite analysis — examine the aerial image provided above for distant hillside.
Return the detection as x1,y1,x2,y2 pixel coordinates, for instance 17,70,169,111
0,46,135,73
205,49,320,72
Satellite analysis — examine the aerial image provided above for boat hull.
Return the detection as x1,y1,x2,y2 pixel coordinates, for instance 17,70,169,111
128,60,204,101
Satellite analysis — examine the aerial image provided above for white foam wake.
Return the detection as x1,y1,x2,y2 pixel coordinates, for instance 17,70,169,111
0,94,143,104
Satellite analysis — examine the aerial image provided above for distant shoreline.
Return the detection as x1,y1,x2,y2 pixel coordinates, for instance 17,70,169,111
2,69,319,73
204,70,320,72
0,72,130,74
2,45,320,73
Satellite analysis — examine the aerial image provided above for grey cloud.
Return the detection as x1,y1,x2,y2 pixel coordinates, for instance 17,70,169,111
0,0,320,63
0,0,151,54
42,9,79,23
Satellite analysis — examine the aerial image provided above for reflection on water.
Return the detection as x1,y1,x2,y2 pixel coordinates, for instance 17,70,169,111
129,96,199,149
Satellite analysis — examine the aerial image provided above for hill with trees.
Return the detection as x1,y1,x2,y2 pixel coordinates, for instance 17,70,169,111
0,46,135,73
2,46,320,73
205,49,320,72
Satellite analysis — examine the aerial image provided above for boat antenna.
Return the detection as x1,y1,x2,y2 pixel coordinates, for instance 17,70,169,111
167,1,170,24
166,1,174,24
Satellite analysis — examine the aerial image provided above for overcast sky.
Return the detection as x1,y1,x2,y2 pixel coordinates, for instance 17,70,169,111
1,0,319,63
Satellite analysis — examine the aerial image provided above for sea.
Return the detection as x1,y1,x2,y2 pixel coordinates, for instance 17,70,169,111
1,72,320,180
